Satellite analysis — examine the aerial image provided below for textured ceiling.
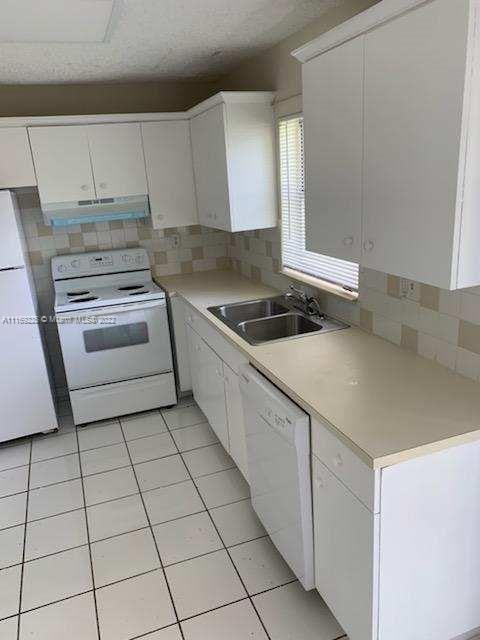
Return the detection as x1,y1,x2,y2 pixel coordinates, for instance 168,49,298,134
0,0,338,84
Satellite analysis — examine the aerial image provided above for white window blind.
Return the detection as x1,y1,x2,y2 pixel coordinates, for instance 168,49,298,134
279,116,359,292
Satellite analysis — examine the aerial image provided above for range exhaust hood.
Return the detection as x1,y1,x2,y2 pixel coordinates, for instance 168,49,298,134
42,195,150,227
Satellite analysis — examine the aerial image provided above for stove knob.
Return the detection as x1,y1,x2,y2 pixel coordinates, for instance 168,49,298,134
57,265,67,273
122,254,131,263
135,255,143,264
70,259,80,269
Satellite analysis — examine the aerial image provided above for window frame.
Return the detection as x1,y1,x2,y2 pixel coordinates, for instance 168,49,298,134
276,112,359,302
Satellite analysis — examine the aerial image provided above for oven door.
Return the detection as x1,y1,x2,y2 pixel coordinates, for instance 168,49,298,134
57,300,173,390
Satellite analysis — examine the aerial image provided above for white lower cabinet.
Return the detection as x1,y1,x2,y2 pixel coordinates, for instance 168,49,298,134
183,314,248,479
186,324,229,449
223,364,248,481
313,456,378,640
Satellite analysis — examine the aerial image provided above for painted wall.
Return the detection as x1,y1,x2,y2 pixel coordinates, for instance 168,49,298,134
0,81,218,117
216,0,380,102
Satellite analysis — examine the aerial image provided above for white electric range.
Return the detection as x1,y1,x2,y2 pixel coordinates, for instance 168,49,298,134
53,248,177,425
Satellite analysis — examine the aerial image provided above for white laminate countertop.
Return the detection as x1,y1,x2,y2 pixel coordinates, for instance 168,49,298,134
157,270,480,469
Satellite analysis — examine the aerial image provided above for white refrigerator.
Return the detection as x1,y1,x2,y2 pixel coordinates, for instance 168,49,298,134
0,190,57,441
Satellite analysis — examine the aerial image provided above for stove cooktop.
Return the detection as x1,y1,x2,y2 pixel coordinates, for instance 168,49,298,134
54,281,166,313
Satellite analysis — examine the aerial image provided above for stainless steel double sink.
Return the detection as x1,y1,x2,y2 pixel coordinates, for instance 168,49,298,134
208,295,348,345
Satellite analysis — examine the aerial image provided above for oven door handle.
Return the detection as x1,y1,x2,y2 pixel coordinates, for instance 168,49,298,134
57,300,165,319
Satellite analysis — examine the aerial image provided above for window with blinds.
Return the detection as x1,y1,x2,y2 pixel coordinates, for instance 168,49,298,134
279,116,359,292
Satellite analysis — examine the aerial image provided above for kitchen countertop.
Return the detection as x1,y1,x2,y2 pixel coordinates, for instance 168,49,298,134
157,270,480,469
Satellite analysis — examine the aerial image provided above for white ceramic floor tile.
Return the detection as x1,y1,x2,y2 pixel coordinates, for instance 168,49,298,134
25,509,87,561
19,592,98,640
253,581,345,640
0,493,27,530
0,525,24,569
162,405,207,430
78,421,123,451
80,443,130,477
87,494,148,542
196,468,250,509
83,466,138,506
141,626,182,639
31,433,77,463
96,570,175,640
182,444,234,478
121,411,167,441
210,499,266,547
27,479,83,521
172,422,219,452
165,549,246,619
0,616,18,639
229,538,295,595
0,466,29,497
0,564,21,619
91,528,160,587
29,454,80,489
127,433,177,465
135,455,189,492
143,480,204,525
21,545,92,612
0,442,30,472
181,599,268,640
153,512,222,566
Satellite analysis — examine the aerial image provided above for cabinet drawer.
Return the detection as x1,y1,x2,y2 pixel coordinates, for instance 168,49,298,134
312,418,378,512
184,305,247,373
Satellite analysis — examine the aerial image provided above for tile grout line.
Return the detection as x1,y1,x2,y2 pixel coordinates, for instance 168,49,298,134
16,439,32,640
74,426,102,640
166,422,273,640
118,420,187,640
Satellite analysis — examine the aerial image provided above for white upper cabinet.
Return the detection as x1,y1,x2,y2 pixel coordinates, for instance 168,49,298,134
294,0,480,289
29,122,147,204
0,128,36,189
362,0,471,288
190,92,277,232
142,121,198,230
303,37,363,262
29,126,95,203
88,123,147,199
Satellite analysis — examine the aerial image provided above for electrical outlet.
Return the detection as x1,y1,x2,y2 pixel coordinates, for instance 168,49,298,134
166,234,180,249
400,278,420,301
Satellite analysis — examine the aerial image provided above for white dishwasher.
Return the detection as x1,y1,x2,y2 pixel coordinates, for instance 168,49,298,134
239,364,314,590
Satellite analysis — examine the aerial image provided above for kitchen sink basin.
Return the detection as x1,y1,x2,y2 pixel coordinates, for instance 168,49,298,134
207,295,348,345
238,313,322,344
212,298,289,324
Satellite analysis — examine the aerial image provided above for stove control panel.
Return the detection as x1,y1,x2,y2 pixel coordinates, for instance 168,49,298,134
52,248,149,280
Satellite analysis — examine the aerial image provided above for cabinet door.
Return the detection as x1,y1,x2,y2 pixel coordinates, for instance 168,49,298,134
0,128,36,188
190,104,231,231
170,297,192,393
303,37,364,261
88,123,148,198
313,457,377,640
223,364,248,480
362,0,469,287
186,325,229,448
28,125,95,203
142,121,198,229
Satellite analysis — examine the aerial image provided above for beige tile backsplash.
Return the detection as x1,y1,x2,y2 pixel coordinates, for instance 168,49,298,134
16,189,230,398
228,226,480,383
17,185,480,397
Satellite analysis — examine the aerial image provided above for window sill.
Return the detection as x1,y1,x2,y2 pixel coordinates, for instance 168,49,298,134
280,266,359,302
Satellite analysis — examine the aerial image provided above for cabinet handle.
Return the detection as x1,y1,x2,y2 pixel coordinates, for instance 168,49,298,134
216,369,223,378
363,240,374,252
343,236,354,246
333,454,343,468
81,184,89,191
315,475,325,488
99,182,107,189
